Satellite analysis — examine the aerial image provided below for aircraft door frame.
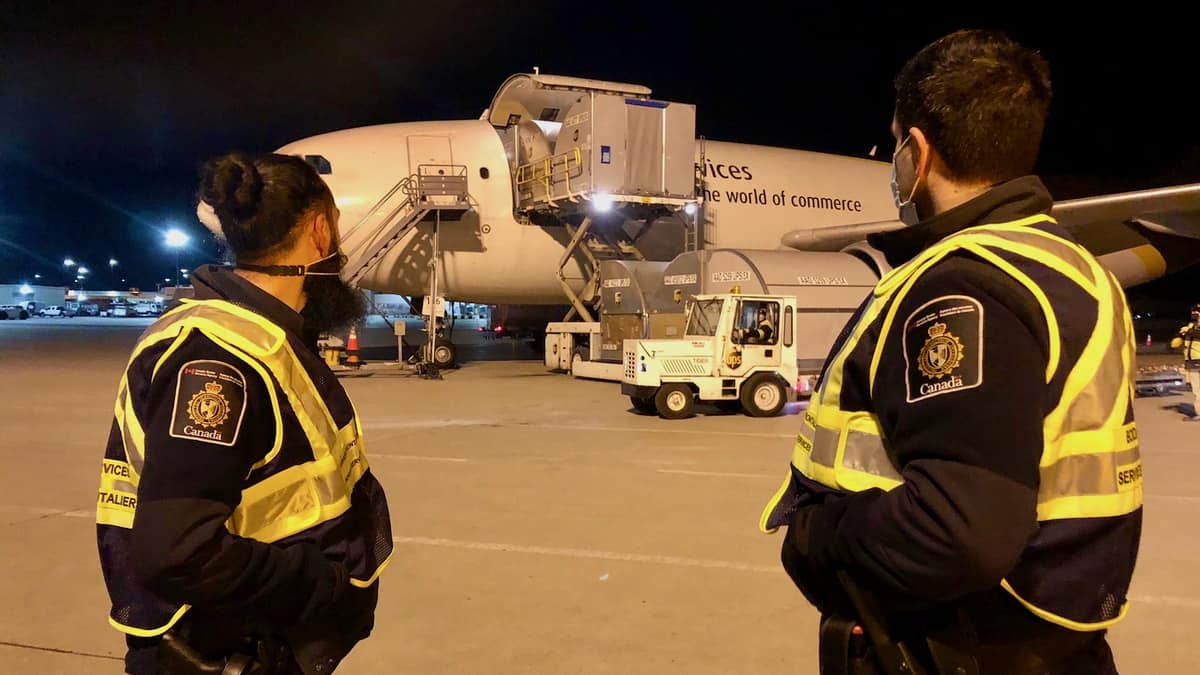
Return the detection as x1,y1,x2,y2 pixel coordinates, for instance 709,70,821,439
407,135,454,176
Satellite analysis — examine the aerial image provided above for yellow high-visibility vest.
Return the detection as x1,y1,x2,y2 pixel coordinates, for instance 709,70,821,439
762,215,1141,631
98,298,389,636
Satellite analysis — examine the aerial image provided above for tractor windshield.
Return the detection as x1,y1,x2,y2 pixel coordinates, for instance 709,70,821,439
685,299,724,337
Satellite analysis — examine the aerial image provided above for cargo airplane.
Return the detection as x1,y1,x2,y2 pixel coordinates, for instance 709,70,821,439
274,73,1200,359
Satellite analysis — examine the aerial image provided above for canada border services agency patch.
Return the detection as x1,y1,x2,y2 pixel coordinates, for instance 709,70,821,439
169,360,248,446
902,295,983,403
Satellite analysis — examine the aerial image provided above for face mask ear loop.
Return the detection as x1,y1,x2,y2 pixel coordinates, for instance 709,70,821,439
300,251,344,277
894,136,923,205
903,147,922,207
890,134,925,226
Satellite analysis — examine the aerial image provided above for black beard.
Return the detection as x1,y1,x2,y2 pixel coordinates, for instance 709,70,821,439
301,275,367,339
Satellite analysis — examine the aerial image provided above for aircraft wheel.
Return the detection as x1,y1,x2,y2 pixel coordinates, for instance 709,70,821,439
425,340,457,368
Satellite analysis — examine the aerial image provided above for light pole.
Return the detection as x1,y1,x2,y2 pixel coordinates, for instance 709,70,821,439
109,258,118,288
164,229,189,287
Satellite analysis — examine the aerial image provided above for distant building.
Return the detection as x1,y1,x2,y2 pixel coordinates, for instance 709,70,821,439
1,284,67,309
160,285,195,301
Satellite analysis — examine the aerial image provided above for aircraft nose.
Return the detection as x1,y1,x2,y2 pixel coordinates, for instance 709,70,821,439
275,139,364,217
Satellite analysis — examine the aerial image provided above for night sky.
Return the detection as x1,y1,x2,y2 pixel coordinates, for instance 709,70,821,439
2,3,1197,306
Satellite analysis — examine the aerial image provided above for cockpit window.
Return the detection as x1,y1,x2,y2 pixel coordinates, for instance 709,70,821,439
303,154,332,175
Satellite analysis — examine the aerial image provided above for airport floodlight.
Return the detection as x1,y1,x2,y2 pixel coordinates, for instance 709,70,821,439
64,258,76,267
165,228,190,286
34,274,42,279
78,266,90,275
164,228,189,248
19,284,32,295
109,258,118,267
592,193,615,212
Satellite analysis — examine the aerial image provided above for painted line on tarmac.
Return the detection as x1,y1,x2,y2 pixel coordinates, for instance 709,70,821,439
4,504,1199,610
0,640,122,662
366,419,496,430
656,469,773,479
532,424,792,440
0,505,64,517
0,505,91,519
391,535,1200,610
367,419,795,439
392,535,778,573
1145,495,1200,503
1128,594,1200,609
371,455,470,463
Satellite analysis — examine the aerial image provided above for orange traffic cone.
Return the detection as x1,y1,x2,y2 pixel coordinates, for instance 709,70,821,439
346,325,361,368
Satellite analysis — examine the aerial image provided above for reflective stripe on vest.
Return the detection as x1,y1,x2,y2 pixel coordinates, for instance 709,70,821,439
98,299,381,635
761,215,1142,631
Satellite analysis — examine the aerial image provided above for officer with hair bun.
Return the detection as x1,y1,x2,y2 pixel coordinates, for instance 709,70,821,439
97,153,393,674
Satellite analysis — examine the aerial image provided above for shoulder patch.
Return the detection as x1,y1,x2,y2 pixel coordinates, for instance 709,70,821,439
169,360,248,446
902,295,983,403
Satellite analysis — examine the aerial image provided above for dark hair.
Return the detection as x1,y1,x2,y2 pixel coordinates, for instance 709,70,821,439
895,30,1052,183
198,153,333,262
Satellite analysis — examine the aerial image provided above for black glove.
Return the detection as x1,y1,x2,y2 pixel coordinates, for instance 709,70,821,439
285,564,379,675
781,504,855,618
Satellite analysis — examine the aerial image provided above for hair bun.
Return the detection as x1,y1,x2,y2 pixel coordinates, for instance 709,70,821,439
202,153,263,224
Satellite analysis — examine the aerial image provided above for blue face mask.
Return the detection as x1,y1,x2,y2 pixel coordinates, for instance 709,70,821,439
890,135,921,226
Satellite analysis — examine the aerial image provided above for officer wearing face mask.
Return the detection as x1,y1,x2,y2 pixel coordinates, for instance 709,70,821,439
97,153,393,674
761,31,1141,674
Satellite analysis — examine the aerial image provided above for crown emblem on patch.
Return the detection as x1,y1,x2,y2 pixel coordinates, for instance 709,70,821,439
918,322,964,380
187,381,231,428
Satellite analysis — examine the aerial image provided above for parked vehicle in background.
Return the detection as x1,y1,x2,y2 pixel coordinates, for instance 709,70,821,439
0,305,30,320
